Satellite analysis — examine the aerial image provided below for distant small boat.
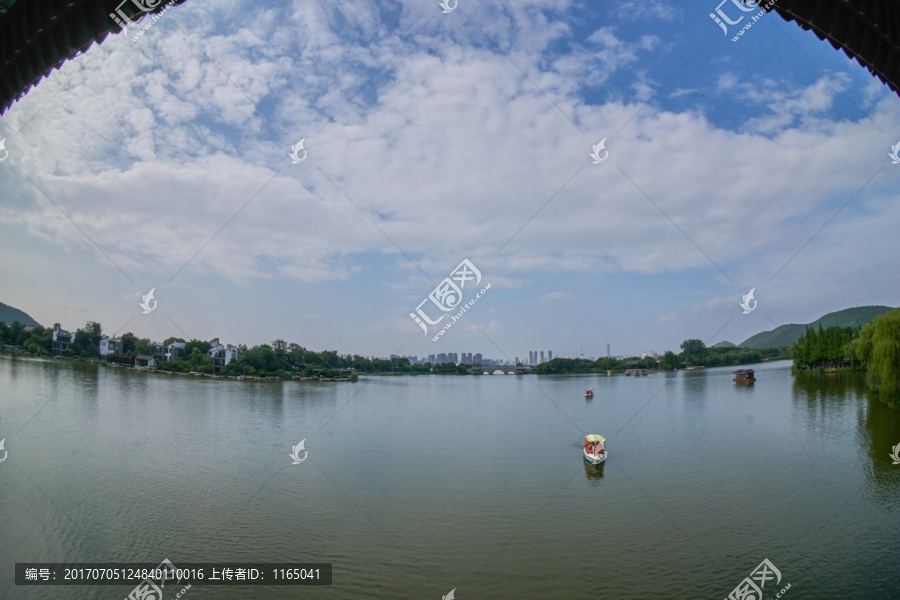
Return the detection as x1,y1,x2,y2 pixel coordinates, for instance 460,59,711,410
584,388,594,398
734,369,756,384
583,434,607,464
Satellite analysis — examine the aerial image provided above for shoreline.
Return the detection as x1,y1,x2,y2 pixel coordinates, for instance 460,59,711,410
0,350,356,382
1,348,786,380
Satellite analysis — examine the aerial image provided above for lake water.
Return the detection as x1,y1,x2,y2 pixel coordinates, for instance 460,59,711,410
1,355,899,599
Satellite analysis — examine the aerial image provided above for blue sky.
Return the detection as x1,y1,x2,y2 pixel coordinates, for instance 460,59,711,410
1,0,898,359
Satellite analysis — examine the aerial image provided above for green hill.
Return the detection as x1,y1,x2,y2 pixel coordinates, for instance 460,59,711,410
740,305,895,349
712,341,736,348
0,301,40,326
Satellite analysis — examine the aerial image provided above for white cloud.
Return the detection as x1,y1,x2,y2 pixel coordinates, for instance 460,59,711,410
541,292,575,302
610,0,680,21
705,296,727,311
5,28,898,294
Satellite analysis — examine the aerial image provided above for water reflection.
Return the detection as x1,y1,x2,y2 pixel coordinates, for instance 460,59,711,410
2,357,899,599
72,359,100,393
680,368,709,412
792,370,869,401
584,461,605,484
792,370,900,495
791,371,858,427
864,396,900,495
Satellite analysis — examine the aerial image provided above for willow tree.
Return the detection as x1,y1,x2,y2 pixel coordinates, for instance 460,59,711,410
854,309,900,403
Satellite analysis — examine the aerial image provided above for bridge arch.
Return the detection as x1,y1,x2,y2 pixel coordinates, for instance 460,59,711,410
467,365,531,375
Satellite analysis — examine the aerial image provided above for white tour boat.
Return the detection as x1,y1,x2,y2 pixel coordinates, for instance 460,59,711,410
583,434,607,464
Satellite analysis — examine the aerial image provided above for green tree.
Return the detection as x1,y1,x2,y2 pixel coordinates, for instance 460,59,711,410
272,339,288,355
184,339,211,356
237,344,292,374
680,339,707,366
134,338,154,356
7,321,25,345
792,325,855,370
660,350,679,370
71,321,102,356
160,359,189,373
533,358,563,374
433,362,467,375
389,357,411,372
30,325,51,354
120,332,138,355
320,350,341,368
854,309,900,403
187,347,214,373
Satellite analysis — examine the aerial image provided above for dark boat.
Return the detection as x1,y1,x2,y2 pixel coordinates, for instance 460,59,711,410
733,369,756,384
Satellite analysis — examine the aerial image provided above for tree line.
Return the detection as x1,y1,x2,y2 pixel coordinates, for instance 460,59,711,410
0,322,786,378
790,324,856,370
850,310,900,405
5,314,897,404
790,309,900,406
0,320,449,378
0,320,102,356
531,339,788,375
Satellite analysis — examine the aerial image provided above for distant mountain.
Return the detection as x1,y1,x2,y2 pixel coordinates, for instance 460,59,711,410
740,305,896,349
712,341,736,348
0,301,40,326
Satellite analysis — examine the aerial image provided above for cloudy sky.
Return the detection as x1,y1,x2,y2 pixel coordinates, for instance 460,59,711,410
1,0,898,360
